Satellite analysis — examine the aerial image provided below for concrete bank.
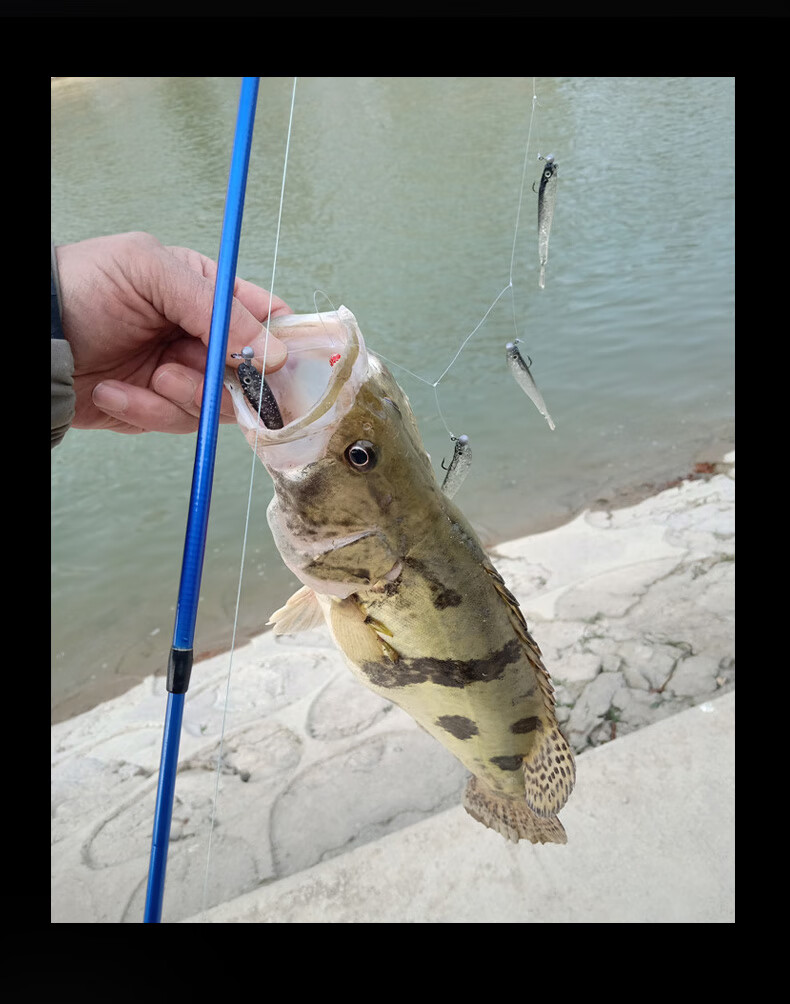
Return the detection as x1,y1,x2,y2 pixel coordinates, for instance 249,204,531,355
52,456,734,923
185,690,734,923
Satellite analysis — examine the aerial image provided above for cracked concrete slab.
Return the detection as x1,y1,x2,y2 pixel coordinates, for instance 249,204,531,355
52,458,734,923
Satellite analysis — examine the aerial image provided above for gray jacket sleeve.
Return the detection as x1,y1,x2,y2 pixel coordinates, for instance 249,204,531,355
51,244,75,449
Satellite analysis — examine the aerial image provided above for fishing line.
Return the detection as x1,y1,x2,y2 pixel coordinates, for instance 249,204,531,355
374,77,542,442
200,76,298,918
197,78,543,914
296,79,544,445
371,284,513,440
313,288,339,313
509,81,539,288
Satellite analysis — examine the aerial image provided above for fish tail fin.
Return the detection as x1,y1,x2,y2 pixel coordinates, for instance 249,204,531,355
463,775,567,845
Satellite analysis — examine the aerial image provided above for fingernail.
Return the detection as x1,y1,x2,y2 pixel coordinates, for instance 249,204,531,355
93,382,128,414
247,328,287,371
153,369,196,405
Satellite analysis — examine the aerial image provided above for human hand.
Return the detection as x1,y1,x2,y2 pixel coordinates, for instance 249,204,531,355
54,231,291,434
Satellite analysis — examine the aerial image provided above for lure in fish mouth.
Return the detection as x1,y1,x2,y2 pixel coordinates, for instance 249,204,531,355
224,306,372,473
226,306,575,844
230,348,284,430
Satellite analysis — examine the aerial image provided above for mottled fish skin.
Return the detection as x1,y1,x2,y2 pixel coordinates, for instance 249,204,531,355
537,154,558,289
228,308,575,844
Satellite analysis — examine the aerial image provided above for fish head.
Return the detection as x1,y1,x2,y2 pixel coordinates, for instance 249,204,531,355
225,307,441,596
225,306,368,469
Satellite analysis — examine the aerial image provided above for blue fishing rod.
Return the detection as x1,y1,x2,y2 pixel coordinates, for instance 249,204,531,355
144,76,260,923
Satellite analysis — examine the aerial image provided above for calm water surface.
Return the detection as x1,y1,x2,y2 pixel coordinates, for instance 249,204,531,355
51,77,734,721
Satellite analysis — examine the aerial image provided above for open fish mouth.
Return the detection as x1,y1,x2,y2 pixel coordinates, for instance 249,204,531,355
225,306,370,469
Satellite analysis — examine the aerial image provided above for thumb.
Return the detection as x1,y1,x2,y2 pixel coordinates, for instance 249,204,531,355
154,245,290,372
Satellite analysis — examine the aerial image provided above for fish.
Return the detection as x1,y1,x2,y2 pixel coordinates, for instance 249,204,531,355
440,434,472,499
225,307,575,844
535,153,558,289
505,340,556,431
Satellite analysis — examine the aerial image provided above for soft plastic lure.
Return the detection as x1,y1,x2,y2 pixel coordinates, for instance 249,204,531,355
231,347,284,430
535,153,558,290
505,341,556,431
440,434,472,498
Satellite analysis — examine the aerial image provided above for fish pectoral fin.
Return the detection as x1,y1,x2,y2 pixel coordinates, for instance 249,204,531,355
329,597,399,664
267,585,326,635
463,775,567,845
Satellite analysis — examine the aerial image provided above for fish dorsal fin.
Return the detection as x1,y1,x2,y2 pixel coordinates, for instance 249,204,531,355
267,585,326,635
482,562,576,816
483,563,551,686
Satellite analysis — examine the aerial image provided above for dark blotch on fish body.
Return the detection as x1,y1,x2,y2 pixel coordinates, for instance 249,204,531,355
436,714,480,740
270,468,337,525
510,716,542,734
361,637,523,690
433,588,463,610
490,755,525,772
404,556,463,609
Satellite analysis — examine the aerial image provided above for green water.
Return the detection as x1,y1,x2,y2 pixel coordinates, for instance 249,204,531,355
51,77,734,721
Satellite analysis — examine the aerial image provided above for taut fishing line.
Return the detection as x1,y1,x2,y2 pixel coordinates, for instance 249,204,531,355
200,77,298,917
373,77,544,443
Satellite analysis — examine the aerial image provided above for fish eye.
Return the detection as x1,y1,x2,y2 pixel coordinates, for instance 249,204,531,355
344,440,377,471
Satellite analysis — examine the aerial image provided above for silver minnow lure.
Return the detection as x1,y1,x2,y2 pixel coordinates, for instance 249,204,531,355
231,349,284,430
535,153,558,290
440,434,472,499
505,341,556,431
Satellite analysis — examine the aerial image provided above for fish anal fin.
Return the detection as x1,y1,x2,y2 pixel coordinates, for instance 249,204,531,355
267,585,326,635
464,775,567,845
